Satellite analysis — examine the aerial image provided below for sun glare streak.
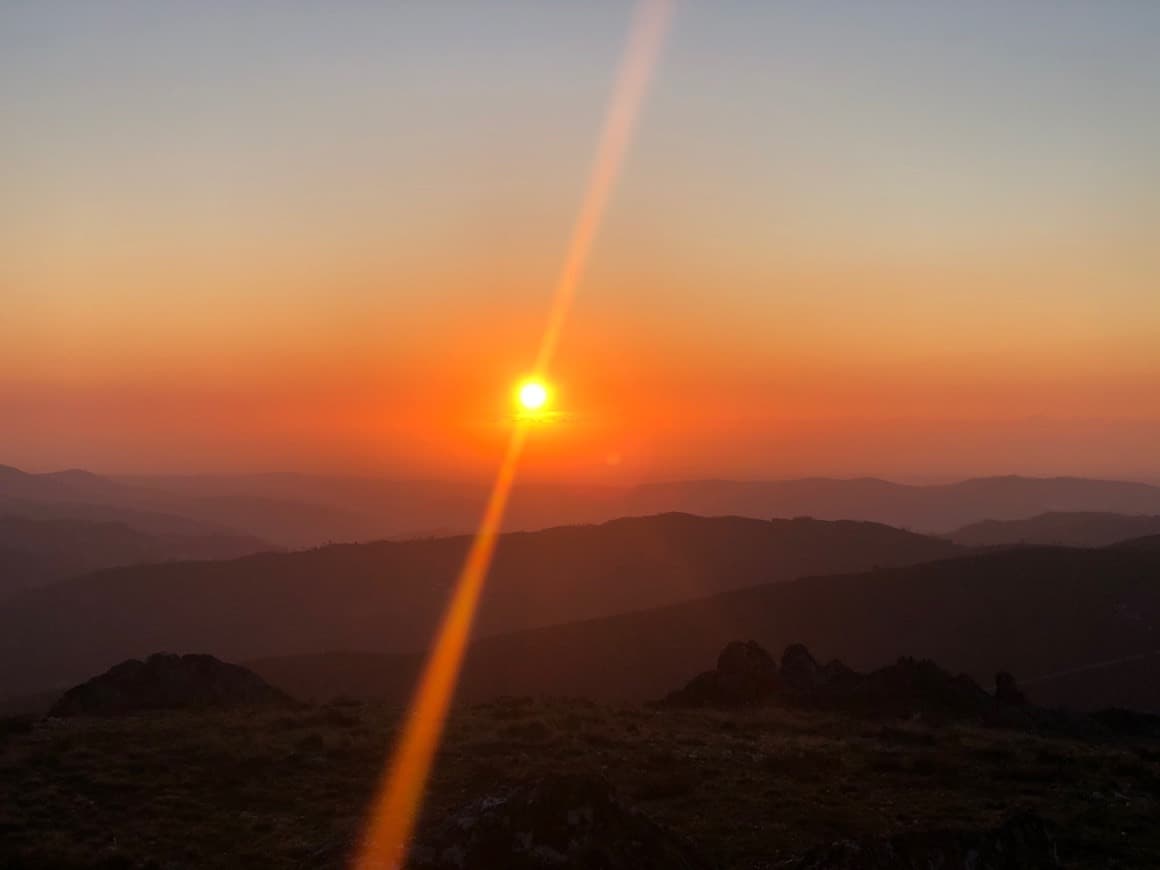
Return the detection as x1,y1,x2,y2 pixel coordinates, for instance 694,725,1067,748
353,3,673,867
533,0,673,377
354,423,528,869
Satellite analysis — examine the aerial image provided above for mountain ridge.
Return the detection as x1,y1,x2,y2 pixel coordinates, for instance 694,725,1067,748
246,546,1160,714
0,512,963,697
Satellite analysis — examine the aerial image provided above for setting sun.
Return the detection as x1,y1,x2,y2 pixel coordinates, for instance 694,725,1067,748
517,380,550,411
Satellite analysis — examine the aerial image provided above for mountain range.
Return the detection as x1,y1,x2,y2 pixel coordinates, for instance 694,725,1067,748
0,516,269,601
8,463,1160,546
0,513,962,697
250,546,1160,714
949,511,1160,548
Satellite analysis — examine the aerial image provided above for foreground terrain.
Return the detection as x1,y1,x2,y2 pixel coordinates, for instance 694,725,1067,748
2,698,1159,869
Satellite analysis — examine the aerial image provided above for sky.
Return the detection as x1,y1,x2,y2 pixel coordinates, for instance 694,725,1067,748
2,1,1159,481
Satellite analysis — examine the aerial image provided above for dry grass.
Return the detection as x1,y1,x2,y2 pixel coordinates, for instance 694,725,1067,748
1,700,1158,868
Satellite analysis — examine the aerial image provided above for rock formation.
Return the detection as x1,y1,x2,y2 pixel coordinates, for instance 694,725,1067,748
661,641,1000,720
658,640,779,707
49,653,291,717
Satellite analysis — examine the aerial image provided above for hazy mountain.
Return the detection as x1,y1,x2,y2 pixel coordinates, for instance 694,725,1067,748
121,471,1160,537
0,516,271,600
0,513,962,697
949,511,1160,548
1114,534,1160,552
0,464,377,547
249,547,1160,713
621,476,1160,532
120,472,630,540
15,462,1160,545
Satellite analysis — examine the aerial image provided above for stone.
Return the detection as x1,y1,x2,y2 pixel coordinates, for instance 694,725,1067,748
409,774,713,870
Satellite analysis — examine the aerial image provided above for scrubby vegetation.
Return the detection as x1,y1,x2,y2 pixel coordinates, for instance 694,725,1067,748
2,698,1159,868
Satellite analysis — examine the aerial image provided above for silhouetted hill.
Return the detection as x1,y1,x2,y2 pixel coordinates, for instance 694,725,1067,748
622,476,1160,532
950,511,1160,547
15,463,1160,541
0,516,271,600
49,653,291,717
0,514,961,697
0,464,378,547
1114,533,1160,552
117,470,1160,538
249,547,1160,713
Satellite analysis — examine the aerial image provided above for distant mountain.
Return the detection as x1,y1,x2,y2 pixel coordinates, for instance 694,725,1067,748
14,462,1160,543
0,513,962,697
949,511,1160,548
1114,534,1160,552
0,516,271,600
0,464,377,547
621,476,1160,532
249,547,1160,713
121,470,1160,537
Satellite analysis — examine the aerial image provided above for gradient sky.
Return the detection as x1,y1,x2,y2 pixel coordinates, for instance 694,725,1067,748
3,1,1159,481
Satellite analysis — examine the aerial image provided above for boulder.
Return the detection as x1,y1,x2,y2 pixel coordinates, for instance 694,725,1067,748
995,671,1026,706
780,643,823,693
663,643,996,720
717,639,778,678
844,657,991,718
409,774,713,870
658,640,779,707
49,653,292,717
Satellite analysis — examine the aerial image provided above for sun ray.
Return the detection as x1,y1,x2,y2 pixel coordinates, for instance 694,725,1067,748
352,3,674,867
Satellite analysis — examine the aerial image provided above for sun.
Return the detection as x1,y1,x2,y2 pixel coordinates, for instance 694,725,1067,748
516,379,550,412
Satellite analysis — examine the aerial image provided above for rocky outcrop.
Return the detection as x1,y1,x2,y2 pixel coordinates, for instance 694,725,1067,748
49,653,291,717
661,642,1001,720
409,774,713,870
839,657,992,718
780,643,823,693
658,640,779,707
994,671,1026,706
781,812,1060,869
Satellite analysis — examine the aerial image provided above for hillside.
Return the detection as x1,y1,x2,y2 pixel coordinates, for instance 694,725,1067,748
2,698,1157,868
950,511,1160,548
0,514,961,698
249,547,1160,713
0,516,270,600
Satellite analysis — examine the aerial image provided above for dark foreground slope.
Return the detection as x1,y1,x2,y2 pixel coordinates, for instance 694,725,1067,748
0,514,961,697
252,547,1160,713
3,698,1158,868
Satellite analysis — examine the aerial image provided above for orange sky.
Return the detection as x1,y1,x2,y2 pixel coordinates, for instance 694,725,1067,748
3,3,1159,480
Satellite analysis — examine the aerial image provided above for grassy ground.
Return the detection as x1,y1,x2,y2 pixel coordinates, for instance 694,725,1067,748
2,699,1159,868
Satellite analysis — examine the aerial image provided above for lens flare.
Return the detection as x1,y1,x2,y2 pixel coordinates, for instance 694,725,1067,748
353,3,673,867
